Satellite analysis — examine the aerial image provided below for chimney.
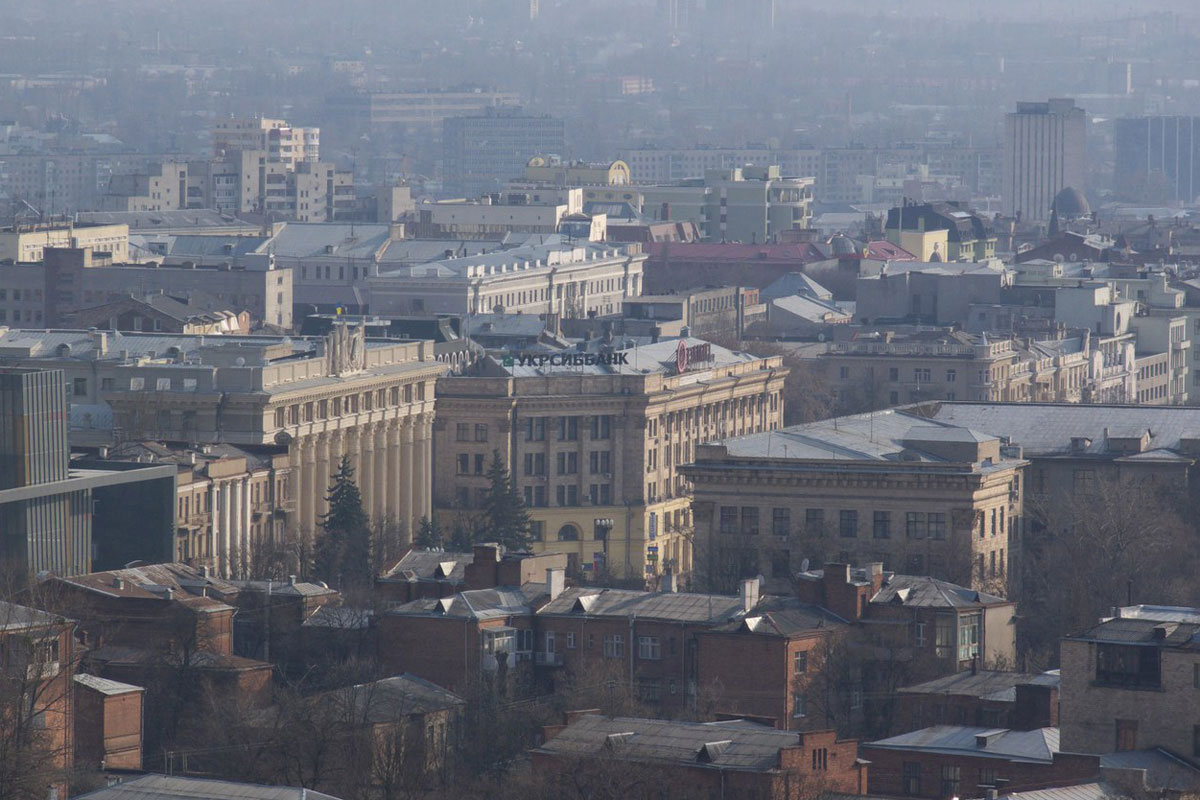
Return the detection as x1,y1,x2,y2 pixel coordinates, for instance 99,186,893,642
986,789,998,800
200,565,210,579
740,577,760,613
164,587,174,601
867,562,884,594
112,577,124,590
546,567,565,601
90,329,108,356
289,575,297,586
661,202,670,221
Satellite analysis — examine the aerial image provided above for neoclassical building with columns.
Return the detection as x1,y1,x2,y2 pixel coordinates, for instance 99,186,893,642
0,323,442,577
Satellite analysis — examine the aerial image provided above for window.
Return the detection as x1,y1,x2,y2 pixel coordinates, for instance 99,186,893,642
524,453,546,476
889,367,899,381
792,693,806,718
591,415,611,439
946,369,957,382
805,508,825,536
603,634,624,658
1097,644,1161,689
130,377,145,390
958,614,980,662
812,747,828,771
935,615,954,658
979,768,998,788
906,512,926,538
556,451,579,475
720,506,739,535
589,450,612,474
558,416,579,441
101,378,114,391
794,651,808,674
1194,663,1200,689
1073,468,1096,495
474,423,488,442
771,550,791,578
637,678,662,703
72,377,87,396
557,523,580,541
772,508,791,537
929,512,947,540
638,636,661,660
457,454,470,475
902,762,921,796
530,521,544,540
517,629,534,653
741,507,759,536
839,510,858,538
567,632,576,649
915,368,932,383
914,622,927,647
1193,725,1200,758
873,511,891,539
525,417,546,441
940,765,961,798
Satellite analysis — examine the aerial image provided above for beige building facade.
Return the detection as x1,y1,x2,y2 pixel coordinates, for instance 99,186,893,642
0,221,130,263
682,410,1026,597
0,323,443,577
432,339,786,581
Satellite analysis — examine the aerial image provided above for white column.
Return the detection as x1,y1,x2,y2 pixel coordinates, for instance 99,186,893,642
241,477,252,576
220,481,232,578
315,432,331,522
359,425,374,523
373,423,387,523
386,420,401,526
401,419,415,535
414,414,432,525
300,437,316,535
229,479,243,578
422,415,434,521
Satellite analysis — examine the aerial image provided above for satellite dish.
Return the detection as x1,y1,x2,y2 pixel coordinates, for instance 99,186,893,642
799,558,811,573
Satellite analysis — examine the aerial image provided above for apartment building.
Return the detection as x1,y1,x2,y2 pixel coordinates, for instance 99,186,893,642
0,246,292,330
442,108,565,197
820,330,1094,408
682,411,1026,596
640,166,814,243
0,323,442,575
0,220,129,262
101,161,189,212
1060,604,1200,758
212,117,320,168
884,201,998,262
1004,99,1087,220
433,338,786,580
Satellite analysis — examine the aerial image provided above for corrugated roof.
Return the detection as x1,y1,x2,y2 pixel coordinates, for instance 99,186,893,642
865,725,1060,763
533,714,800,772
71,773,344,799
266,222,391,259
388,584,544,620
0,600,64,631
975,783,1118,800
379,549,475,582
871,574,1008,608
898,670,1059,702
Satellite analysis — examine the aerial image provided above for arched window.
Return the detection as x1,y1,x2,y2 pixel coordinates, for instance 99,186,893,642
557,524,580,542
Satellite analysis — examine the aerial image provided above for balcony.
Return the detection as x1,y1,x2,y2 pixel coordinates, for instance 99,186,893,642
535,651,565,667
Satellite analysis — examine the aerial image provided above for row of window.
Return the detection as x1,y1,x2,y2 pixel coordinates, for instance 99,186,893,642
719,506,949,540
274,383,426,428
524,415,612,442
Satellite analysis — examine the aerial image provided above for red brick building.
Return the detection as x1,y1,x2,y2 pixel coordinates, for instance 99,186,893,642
533,584,749,713
375,544,568,604
695,596,846,731
73,673,144,771
862,726,1098,799
532,711,867,798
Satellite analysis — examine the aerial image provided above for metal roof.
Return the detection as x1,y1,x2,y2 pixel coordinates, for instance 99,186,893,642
870,574,1009,608
532,714,802,772
973,783,1119,800
0,600,64,631
70,774,344,799
266,222,391,259
388,583,544,620
539,587,745,623
865,725,1060,763
74,673,144,696
319,673,465,721
898,670,1059,702
1101,748,1200,792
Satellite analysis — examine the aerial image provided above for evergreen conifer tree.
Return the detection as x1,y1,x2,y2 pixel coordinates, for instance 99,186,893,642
480,449,534,551
315,456,372,588
414,515,444,550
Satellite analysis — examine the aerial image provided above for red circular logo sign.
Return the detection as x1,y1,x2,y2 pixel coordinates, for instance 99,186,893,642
676,339,689,373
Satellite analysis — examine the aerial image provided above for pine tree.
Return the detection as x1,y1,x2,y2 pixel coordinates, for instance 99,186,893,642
448,517,477,552
414,515,444,550
315,456,372,588
480,449,534,551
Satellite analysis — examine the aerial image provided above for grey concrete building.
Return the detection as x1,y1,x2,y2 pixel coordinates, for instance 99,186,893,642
1003,99,1087,221
442,108,565,198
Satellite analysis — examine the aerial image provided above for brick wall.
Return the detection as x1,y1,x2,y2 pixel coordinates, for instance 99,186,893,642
862,744,1099,799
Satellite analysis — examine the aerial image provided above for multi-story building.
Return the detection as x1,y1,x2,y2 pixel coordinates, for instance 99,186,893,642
1060,604,1200,758
894,670,1059,735
0,247,292,330
369,238,647,319
408,187,584,239
0,323,442,575
326,89,522,135
433,338,786,580
101,161,189,212
0,367,175,577
212,117,320,168
683,411,1026,595
1003,99,1087,220
442,108,565,198
1113,116,1200,205
0,221,129,263
639,166,814,244
520,155,632,188
884,201,997,262
819,330,1094,407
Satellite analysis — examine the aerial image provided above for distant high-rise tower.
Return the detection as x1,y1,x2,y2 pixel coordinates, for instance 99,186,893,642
1114,116,1200,205
1003,98,1087,221
442,107,565,198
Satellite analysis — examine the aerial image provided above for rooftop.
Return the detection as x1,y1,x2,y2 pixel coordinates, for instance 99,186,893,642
533,713,814,772
539,587,746,624
865,725,1061,763
495,336,763,378
0,599,65,632
388,583,546,620
320,673,465,721
71,774,344,800
74,672,144,696
898,670,1060,702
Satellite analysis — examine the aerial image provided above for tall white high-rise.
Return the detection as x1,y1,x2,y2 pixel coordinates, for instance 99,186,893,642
1003,98,1086,221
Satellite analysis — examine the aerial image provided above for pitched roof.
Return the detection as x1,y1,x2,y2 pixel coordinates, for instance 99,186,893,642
71,774,344,799
865,725,1061,763
538,587,745,624
533,714,804,772
0,600,65,631
707,596,845,637
898,670,1059,702
870,574,1009,608
379,549,475,583
74,673,144,696
321,673,465,722
972,783,1119,800
388,583,545,620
